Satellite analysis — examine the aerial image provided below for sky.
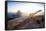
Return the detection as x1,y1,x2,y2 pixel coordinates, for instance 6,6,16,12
8,2,44,16
7,0,45,2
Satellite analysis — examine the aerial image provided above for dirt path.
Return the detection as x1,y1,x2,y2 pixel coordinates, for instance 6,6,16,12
7,16,29,29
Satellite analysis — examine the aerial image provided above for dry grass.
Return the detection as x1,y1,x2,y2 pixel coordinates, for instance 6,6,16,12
6,15,45,30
